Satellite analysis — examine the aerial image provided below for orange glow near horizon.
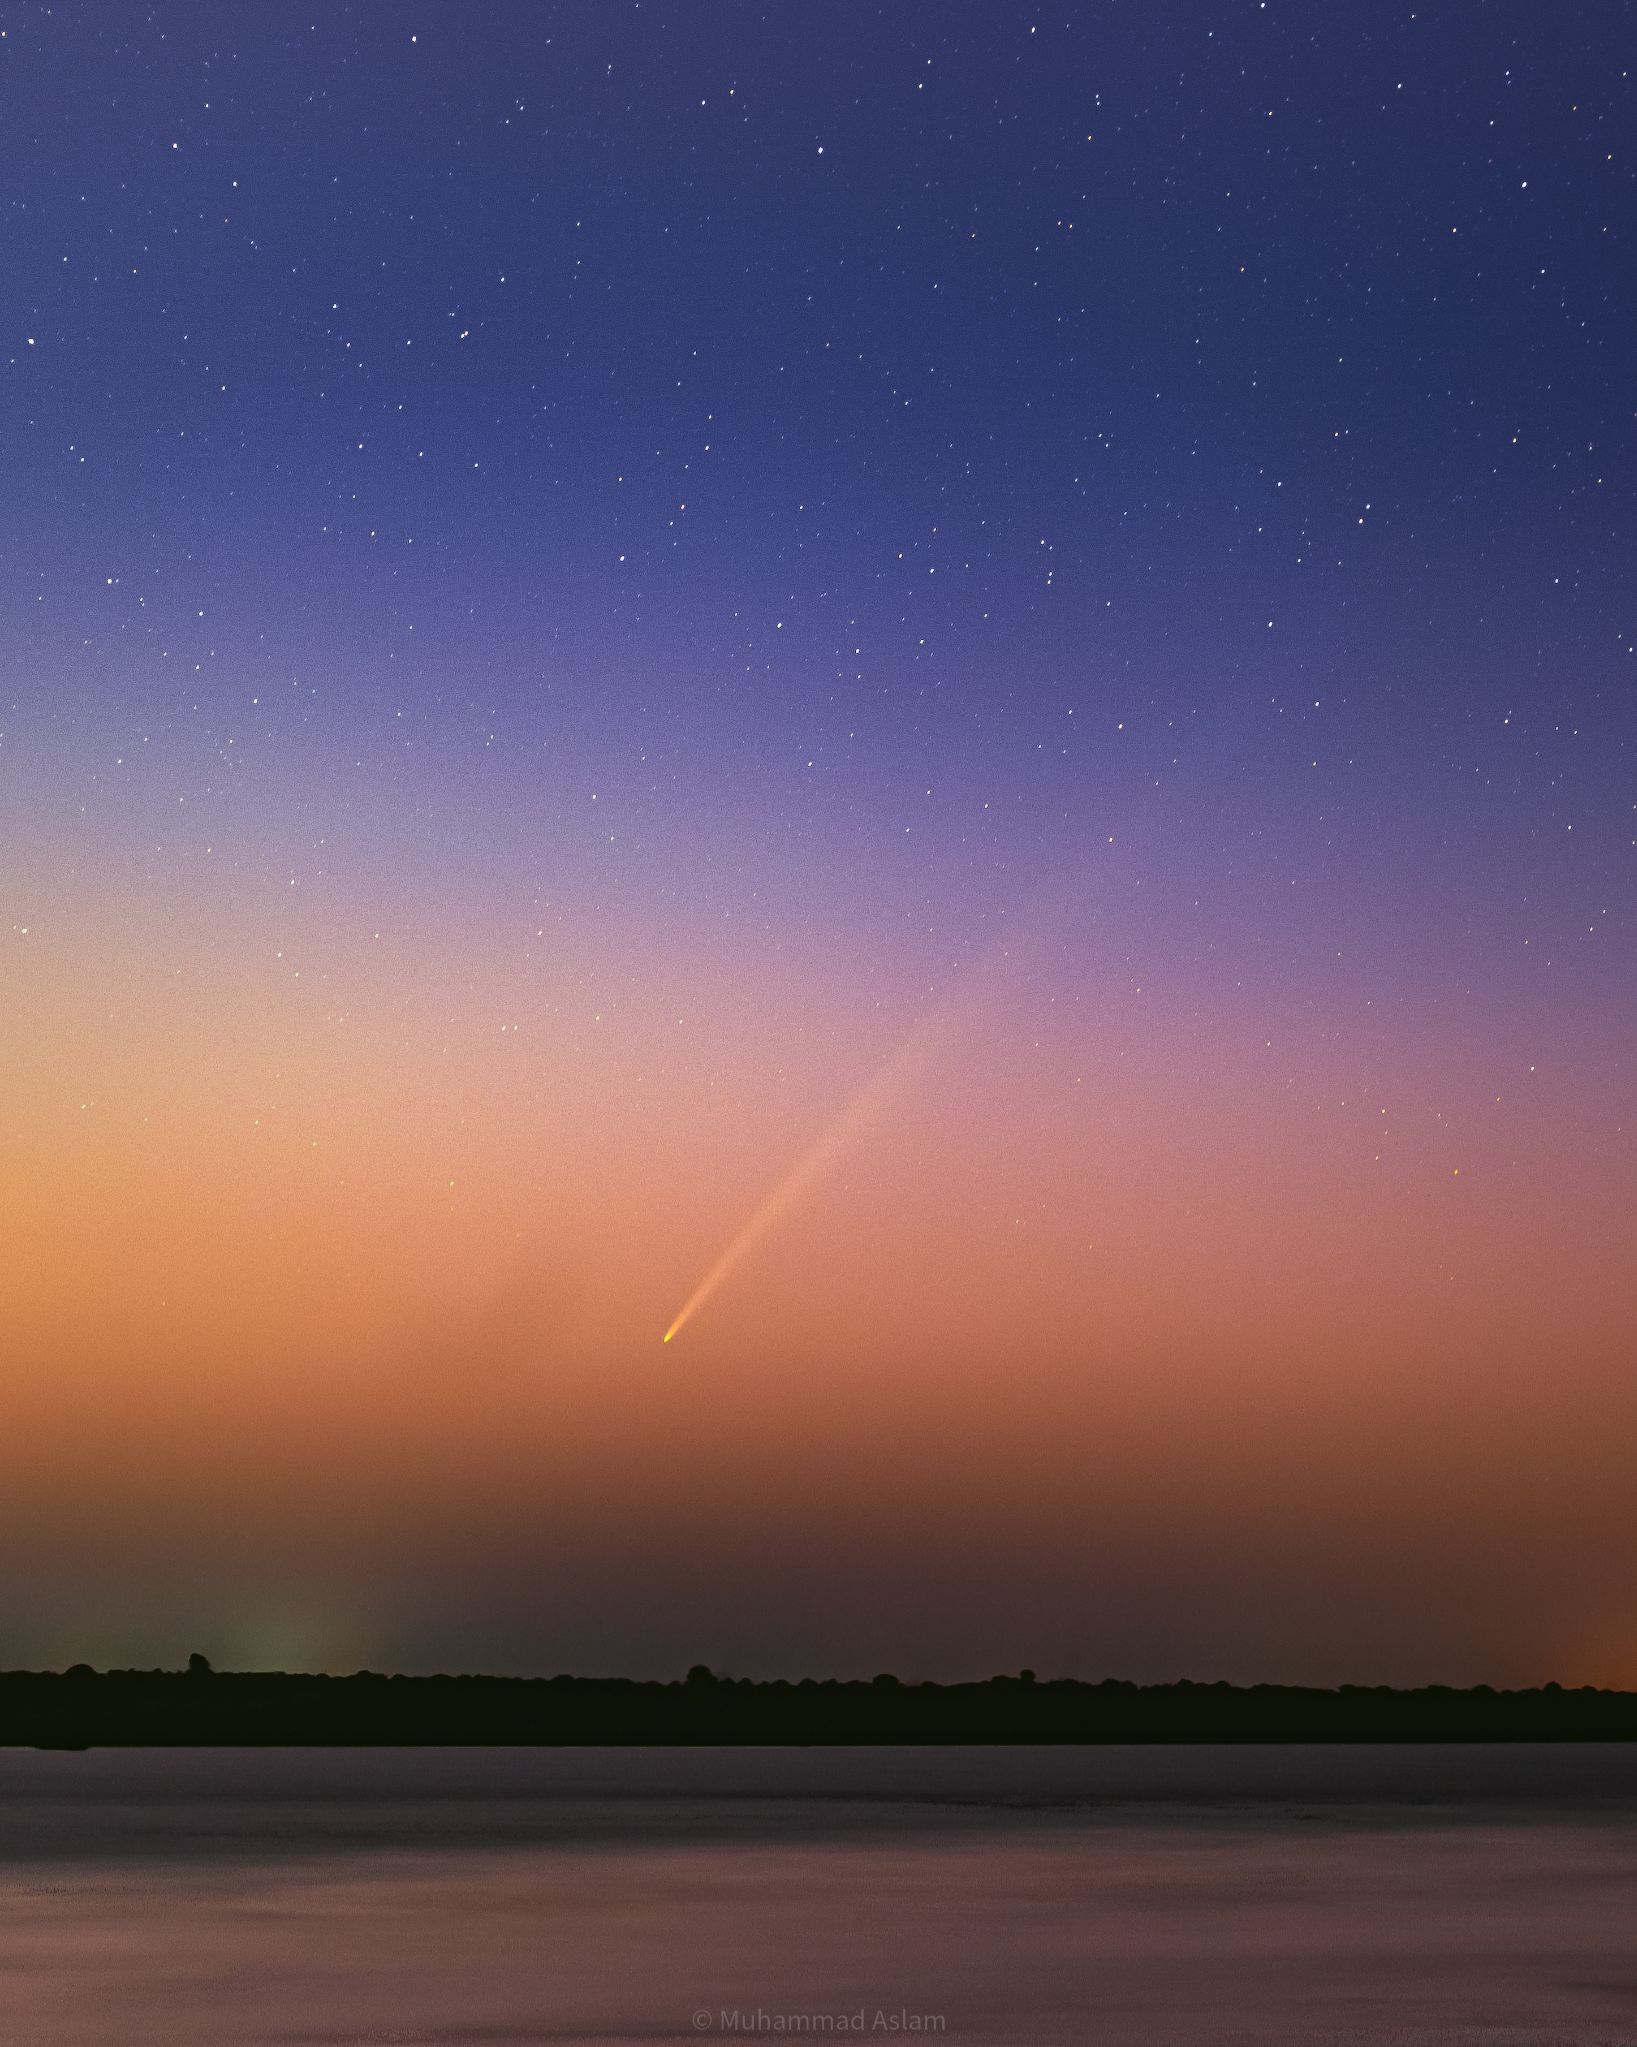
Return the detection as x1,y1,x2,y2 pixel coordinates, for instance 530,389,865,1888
4,831,1634,1687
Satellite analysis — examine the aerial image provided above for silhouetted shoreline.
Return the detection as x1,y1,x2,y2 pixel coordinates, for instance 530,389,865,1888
7,1665,1637,1748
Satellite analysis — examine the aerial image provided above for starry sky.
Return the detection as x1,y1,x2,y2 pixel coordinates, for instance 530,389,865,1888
3,2,1633,1685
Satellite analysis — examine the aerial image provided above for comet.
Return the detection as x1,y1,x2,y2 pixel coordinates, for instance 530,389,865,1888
662,1002,963,1346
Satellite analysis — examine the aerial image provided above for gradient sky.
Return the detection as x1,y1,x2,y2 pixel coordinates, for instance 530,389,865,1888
2,1,1633,1685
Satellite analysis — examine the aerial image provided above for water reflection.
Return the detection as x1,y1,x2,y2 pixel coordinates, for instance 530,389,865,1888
3,1748,1636,2044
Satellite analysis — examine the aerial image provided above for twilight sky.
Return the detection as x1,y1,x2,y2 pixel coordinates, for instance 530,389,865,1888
3,2,1633,1685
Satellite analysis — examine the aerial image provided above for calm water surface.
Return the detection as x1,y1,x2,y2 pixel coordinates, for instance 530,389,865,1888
4,1746,1637,2045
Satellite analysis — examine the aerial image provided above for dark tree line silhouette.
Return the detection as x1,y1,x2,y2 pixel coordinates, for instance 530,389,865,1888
5,1663,1634,1748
